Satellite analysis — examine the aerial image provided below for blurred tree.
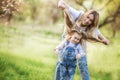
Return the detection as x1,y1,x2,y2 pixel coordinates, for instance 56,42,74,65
98,0,120,37
24,0,41,26
45,0,60,24
18,0,59,25
74,0,87,11
74,0,120,37
27,0,39,21
0,0,21,24
111,6,120,37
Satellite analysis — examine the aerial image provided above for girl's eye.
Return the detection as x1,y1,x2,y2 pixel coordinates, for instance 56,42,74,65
74,37,80,40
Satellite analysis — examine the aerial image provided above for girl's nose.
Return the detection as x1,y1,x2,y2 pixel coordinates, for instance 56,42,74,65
75,39,78,42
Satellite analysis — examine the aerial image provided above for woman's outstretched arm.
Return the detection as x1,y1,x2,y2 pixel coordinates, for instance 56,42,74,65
58,0,84,33
58,0,83,21
98,34,109,45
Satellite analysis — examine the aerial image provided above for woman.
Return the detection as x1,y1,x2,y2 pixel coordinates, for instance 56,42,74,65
55,0,109,80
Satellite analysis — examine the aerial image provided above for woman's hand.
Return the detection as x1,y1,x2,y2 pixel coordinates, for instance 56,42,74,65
58,0,69,10
102,38,109,45
58,0,65,10
98,34,110,45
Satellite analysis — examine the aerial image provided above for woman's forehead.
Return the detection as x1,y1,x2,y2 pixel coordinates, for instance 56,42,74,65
88,14,94,19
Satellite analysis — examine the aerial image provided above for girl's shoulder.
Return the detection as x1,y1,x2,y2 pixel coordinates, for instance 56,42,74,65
76,43,82,49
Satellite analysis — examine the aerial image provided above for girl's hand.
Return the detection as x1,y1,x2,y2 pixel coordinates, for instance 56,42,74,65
54,49,59,56
76,54,81,59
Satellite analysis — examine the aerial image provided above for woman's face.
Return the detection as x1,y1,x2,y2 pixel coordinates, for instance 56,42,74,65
82,14,94,27
70,32,82,44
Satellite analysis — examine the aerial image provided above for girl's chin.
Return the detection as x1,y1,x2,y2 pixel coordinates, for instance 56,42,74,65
71,41,76,44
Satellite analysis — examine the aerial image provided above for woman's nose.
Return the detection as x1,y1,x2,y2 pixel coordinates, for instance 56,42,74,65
86,19,90,22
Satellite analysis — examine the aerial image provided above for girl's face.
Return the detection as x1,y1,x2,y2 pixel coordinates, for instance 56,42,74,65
70,32,82,44
82,14,94,26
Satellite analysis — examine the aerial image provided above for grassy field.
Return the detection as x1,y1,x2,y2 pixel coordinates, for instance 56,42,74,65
0,24,120,80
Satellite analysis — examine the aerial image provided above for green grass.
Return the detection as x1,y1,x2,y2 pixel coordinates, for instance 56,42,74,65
0,24,120,80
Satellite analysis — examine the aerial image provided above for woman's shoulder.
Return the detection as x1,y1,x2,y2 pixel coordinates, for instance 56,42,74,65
79,10,84,15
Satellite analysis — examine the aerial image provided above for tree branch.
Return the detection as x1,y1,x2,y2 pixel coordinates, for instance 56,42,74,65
99,5,120,28
97,0,113,11
74,0,88,11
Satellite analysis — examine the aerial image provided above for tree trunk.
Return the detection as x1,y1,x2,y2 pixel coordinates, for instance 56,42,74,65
112,30,116,38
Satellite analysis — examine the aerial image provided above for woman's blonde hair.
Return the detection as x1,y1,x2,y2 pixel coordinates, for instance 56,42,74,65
75,10,102,43
64,9,103,44
77,10,99,33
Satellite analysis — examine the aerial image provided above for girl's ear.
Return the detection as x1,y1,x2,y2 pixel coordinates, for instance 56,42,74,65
65,34,71,40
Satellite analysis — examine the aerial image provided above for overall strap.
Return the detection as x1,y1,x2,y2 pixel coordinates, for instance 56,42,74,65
74,43,78,47
60,40,69,62
66,40,69,46
74,43,79,53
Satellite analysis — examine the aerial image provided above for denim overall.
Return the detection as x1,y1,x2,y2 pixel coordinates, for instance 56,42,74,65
59,41,78,80
55,42,90,80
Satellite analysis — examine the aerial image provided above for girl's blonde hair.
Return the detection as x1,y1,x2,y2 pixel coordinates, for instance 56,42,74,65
65,29,84,44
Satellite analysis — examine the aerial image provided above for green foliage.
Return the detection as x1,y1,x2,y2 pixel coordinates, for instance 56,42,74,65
0,9,3,15
0,24,58,80
0,24,120,80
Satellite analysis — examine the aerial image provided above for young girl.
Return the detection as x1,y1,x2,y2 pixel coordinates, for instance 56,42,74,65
55,30,85,80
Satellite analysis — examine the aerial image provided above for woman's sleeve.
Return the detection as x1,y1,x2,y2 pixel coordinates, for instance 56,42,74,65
68,7,84,21
86,28,103,43
94,28,101,35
